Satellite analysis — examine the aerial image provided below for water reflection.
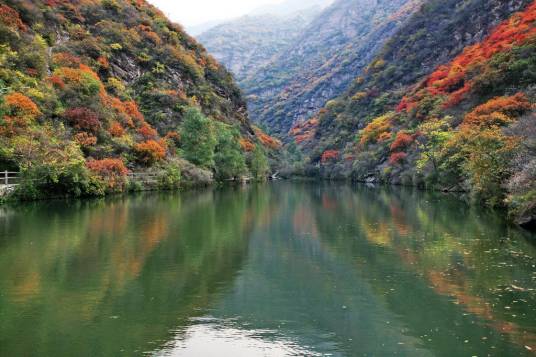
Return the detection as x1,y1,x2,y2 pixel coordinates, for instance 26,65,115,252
0,183,535,356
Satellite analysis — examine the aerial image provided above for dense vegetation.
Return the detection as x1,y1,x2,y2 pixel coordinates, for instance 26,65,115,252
289,0,536,227
0,0,278,200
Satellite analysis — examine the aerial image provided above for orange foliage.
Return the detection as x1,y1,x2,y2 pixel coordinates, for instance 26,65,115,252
254,127,282,150
108,121,125,137
165,131,180,143
289,118,319,144
134,140,167,164
86,158,128,189
87,158,128,176
48,75,66,89
390,132,415,152
359,113,393,146
239,138,256,152
123,100,145,124
377,132,392,142
97,56,110,69
0,4,27,31
137,24,162,45
321,150,339,163
5,93,41,119
137,123,158,139
74,132,97,147
463,93,531,127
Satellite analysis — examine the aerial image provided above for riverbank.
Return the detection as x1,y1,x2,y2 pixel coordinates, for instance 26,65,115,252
285,173,536,231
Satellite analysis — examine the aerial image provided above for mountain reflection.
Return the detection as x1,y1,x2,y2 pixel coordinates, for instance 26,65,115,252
1,183,535,357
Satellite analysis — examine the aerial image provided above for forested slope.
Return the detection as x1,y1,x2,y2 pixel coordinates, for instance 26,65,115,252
0,0,278,199
289,0,535,226
245,0,424,135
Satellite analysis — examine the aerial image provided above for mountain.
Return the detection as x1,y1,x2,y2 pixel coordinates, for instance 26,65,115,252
289,0,535,226
250,0,334,17
0,0,277,199
198,9,319,84
243,0,425,136
187,20,225,37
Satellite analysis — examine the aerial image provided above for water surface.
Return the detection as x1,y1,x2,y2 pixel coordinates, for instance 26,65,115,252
1,183,535,356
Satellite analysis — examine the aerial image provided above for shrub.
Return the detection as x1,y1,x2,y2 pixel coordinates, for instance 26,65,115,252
64,107,101,133
108,121,125,137
359,113,394,146
86,158,128,191
134,140,166,165
5,92,40,119
137,123,158,139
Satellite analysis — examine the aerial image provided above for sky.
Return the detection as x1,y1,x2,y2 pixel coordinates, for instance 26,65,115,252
146,0,284,27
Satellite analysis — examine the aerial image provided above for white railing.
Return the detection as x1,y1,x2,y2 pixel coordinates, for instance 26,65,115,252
1,171,19,187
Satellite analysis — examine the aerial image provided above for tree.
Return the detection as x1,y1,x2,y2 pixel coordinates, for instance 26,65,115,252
249,145,269,180
180,107,216,168
214,122,246,180
416,118,452,180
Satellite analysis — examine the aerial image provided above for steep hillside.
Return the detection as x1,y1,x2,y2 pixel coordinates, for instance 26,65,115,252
0,0,277,199
291,0,535,226
244,0,424,136
198,10,317,84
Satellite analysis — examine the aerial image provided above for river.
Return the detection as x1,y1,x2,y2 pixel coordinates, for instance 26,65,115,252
0,182,535,356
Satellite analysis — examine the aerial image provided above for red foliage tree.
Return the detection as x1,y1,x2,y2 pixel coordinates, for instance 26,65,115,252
390,132,415,152
389,152,408,165
0,5,27,31
64,107,101,133
321,150,339,163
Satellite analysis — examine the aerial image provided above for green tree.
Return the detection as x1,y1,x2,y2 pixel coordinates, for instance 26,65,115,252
180,107,216,168
249,145,269,180
214,122,246,180
416,118,452,183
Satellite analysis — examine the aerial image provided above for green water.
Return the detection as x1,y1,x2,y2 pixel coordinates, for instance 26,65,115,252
1,183,535,356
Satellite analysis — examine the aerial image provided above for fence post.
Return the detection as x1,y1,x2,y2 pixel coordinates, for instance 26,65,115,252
4,170,7,186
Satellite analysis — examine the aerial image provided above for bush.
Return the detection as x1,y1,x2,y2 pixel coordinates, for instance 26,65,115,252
158,163,181,189
86,158,128,192
15,161,103,200
134,139,167,165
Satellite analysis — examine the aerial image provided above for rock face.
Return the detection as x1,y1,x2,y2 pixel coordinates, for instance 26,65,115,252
243,0,424,136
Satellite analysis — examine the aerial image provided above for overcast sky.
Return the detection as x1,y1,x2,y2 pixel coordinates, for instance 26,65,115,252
146,0,284,27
